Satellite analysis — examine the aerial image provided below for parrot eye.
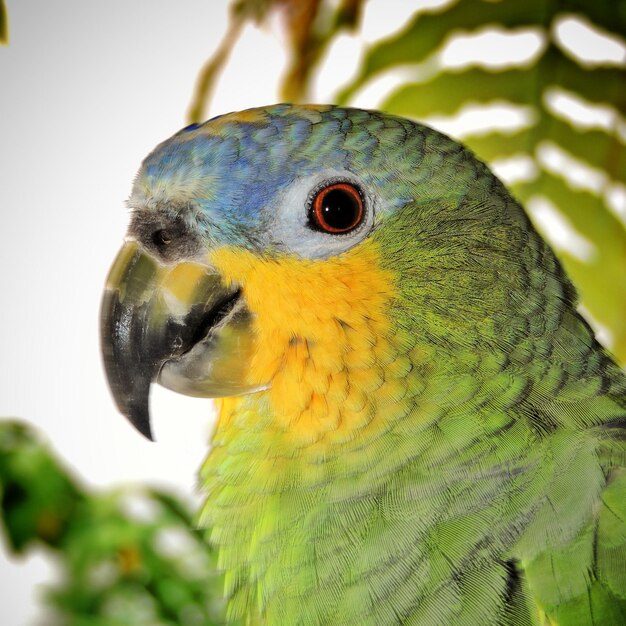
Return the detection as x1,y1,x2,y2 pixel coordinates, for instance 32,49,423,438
309,183,364,234
152,229,172,246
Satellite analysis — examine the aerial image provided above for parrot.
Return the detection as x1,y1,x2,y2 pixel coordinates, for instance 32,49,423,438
100,104,626,625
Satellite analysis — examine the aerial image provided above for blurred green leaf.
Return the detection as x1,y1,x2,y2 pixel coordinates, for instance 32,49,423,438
337,0,551,104
337,1,626,105
0,419,230,625
0,0,8,45
560,0,626,34
0,421,83,552
382,67,539,118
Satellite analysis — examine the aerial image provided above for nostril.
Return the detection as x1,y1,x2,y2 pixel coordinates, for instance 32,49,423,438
152,229,172,246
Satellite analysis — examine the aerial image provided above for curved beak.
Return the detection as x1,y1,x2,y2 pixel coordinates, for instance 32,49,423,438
100,241,256,440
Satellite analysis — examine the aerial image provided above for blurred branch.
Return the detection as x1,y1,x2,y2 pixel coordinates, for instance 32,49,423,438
0,0,9,46
187,0,366,121
186,9,246,124
279,0,365,102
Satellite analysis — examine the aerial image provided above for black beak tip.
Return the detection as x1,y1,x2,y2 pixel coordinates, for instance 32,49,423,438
103,362,156,441
125,403,155,441
109,385,155,441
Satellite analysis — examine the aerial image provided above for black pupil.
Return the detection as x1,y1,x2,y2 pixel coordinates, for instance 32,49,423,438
320,189,359,231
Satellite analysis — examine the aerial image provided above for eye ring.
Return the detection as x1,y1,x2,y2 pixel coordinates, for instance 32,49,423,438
310,182,364,234
152,229,172,246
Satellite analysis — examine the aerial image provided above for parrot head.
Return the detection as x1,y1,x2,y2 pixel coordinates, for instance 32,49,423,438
101,104,535,442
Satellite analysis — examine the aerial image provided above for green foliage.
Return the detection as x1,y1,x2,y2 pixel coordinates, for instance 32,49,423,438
0,420,229,625
193,0,626,363
0,421,83,552
0,0,8,45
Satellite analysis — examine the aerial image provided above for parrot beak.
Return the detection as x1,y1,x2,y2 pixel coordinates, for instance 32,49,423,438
100,241,257,440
